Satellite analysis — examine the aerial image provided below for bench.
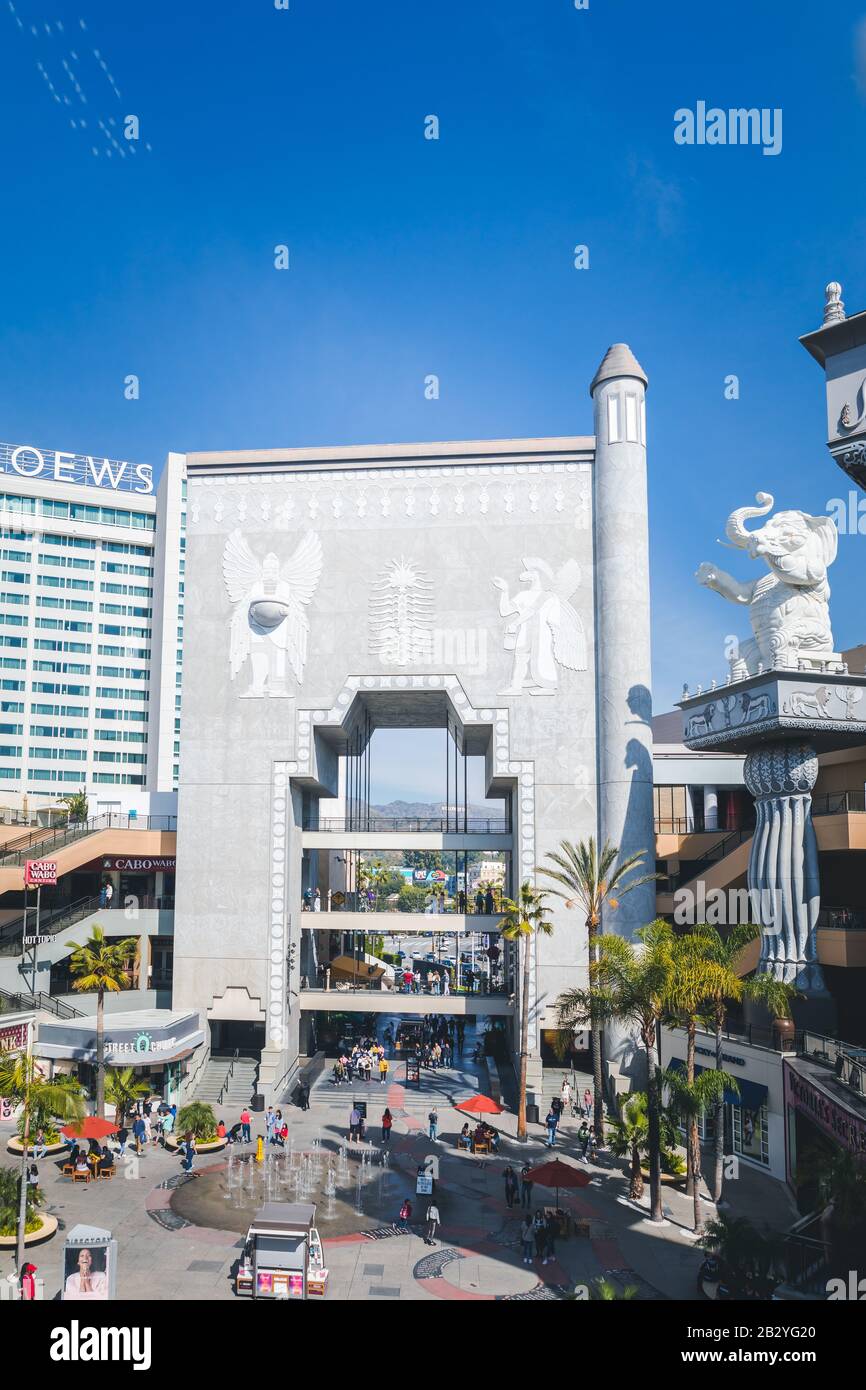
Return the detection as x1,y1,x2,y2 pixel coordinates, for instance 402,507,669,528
71,1169,91,1183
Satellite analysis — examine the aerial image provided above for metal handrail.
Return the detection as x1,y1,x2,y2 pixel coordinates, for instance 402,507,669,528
0,812,177,867
308,816,511,834
0,984,84,1019
669,827,754,890
812,790,866,816
217,1048,240,1106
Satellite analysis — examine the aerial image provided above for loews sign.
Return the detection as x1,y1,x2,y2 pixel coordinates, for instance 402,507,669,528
0,442,153,496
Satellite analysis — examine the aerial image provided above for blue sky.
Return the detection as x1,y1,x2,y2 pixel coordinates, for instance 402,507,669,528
2,0,866,735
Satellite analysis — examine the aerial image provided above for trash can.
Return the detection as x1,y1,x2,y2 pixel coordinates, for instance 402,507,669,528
251,1094,265,1113
526,1103,540,1126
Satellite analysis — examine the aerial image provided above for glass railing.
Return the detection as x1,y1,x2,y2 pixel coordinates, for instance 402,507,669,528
308,816,511,834
299,893,507,916
0,812,177,866
817,906,866,930
811,790,866,815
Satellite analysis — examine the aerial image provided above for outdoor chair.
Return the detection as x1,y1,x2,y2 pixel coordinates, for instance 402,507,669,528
71,1169,90,1183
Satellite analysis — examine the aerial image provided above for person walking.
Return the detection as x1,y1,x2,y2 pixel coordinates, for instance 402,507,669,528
381,1108,393,1146
132,1115,146,1156
520,1214,534,1265
265,1106,276,1144
520,1163,534,1208
583,1087,592,1119
428,1107,439,1142
397,1197,412,1232
240,1107,251,1144
532,1210,546,1261
349,1105,362,1142
116,1124,129,1158
425,1200,441,1245
577,1120,589,1156
545,1106,559,1149
560,1075,571,1116
104,881,114,910
543,1212,558,1267
503,1165,518,1209
298,1081,310,1111
379,1054,389,1085
581,1124,593,1160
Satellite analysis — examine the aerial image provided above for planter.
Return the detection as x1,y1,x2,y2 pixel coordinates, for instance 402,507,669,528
640,1168,686,1187
7,1138,68,1158
0,1213,58,1248
164,1136,226,1154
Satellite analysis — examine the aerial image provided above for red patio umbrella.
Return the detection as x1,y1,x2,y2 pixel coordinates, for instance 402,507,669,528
525,1158,591,1206
455,1094,503,1117
61,1117,117,1141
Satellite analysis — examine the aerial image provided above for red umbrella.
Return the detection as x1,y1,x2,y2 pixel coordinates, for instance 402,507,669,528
61,1117,117,1141
525,1158,591,1206
455,1095,503,1117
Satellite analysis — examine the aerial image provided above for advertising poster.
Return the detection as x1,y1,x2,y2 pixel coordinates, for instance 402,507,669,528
63,1243,110,1300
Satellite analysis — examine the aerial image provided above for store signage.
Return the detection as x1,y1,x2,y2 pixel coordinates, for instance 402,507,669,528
23,935,51,946
101,856,176,872
25,859,57,886
696,1044,745,1067
0,442,153,495
107,1033,178,1056
785,1065,866,1156
0,1021,29,1052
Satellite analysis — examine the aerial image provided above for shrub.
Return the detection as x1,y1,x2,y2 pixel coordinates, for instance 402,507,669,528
0,1169,43,1236
175,1102,218,1141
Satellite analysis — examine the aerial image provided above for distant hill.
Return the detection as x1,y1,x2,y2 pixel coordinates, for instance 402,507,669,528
370,799,497,819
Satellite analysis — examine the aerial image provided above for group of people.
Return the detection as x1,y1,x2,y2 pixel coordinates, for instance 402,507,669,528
115,1100,178,1157
332,1039,390,1086
396,1196,441,1244
400,965,452,996
265,1107,290,1147
457,1120,500,1153
64,1140,116,1178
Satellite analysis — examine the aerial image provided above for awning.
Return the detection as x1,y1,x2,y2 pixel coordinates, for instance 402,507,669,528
666,1057,768,1110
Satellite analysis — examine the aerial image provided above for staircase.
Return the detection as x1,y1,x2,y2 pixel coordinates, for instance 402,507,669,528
193,1053,259,1107
0,984,84,1019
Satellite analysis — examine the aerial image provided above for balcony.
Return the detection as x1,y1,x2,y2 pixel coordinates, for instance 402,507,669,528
310,815,510,834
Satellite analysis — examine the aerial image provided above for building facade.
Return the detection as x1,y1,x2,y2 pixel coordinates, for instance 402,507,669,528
172,345,657,1101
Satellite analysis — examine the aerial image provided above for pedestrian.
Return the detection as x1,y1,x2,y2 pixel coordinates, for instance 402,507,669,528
382,1108,393,1146
428,1107,439,1142
132,1115,146,1156
217,1119,227,1140
98,883,107,909
33,1128,46,1160
543,1212,558,1266
560,1075,571,1115
379,1054,389,1085
163,1107,175,1139
520,1215,534,1265
349,1105,361,1142
266,1105,276,1143
520,1163,533,1208
413,969,421,994
533,1210,546,1260
577,1121,589,1155
583,1087,592,1119
181,1132,196,1174
104,881,114,909
588,1126,599,1162
581,1125,593,1160
397,1197,412,1232
484,886,494,914
278,1119,289,1148
116,1125,128,1158
19,1262,37,1301
545,1106,559,1149
475,889,484,914
503,1165,518,1209
425,1200,440,1245
141,1111,152,1146
240,1107,251,1144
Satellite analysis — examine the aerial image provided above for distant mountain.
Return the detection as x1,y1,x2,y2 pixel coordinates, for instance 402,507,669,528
369,799,497,819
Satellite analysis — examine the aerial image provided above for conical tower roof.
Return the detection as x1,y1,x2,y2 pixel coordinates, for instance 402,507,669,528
589,343,648,396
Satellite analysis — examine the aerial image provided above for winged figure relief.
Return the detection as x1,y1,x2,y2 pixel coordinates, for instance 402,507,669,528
492,557,587,696
222,529,324,697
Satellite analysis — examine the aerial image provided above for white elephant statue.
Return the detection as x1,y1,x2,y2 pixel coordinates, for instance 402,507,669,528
696,492,838,680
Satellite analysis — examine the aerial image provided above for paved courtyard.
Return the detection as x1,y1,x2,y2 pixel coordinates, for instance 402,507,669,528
1,1022,798,1301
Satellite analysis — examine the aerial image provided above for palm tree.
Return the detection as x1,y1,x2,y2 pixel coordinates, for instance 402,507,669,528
498,882,554,1139
60,788,89,824
66,924,138,1119
558,921,675,1221
684,924,796,1202
0,1048,83,1273
590,1276,640,1301
538,837,657,1138
105,1067,151,1129
665,935,741,1204
664,1066,736,1233
607,1092,650,1200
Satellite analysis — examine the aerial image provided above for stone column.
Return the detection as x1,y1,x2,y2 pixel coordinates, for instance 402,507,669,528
591,344,657,937
743,740,825,993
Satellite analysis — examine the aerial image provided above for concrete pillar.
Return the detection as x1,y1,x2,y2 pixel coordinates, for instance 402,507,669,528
703,784,719,831
590,345,657,935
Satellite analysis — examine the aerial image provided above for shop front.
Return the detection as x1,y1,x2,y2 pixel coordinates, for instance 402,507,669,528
662,1026,786,1182
34,1009,203,1105
783,1056,866,1212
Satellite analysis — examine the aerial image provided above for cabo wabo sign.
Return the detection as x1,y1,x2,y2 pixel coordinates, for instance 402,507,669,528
1,443,153,496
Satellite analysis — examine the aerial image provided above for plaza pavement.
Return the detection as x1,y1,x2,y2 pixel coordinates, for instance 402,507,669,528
0,1021,798,1302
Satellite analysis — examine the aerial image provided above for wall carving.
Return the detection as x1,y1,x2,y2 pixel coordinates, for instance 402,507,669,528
494,558,587,696
222,529,323,697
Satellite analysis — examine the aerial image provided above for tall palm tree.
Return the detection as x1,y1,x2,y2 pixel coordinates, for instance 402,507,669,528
498,881,554,1139
538,837,657,1138
105,1066,151,1129
66,924,138,1119
0,1048,83,1274
557,921,675,1221
664,1066,736,1234
665,935,740,1203
684,924,796,1202
607,1092,650,1201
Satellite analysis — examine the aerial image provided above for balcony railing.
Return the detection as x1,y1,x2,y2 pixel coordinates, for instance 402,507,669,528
0,812,177,867
307,816,511,834
811,790,866,816
817,906,866,930
301,893,506,916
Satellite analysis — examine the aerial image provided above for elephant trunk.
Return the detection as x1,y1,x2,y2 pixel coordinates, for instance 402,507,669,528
725,492,774,549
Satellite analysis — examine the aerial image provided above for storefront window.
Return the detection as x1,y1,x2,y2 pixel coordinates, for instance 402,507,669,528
733,1102,769,1165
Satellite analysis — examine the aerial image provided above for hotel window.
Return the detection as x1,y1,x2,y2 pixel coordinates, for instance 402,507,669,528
0,745,22,757
0,701,23,712
0,767,20,779
0,723,22,734
0,613,26,626
0,680,24,690
0,635,26,648
0,658,25,669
